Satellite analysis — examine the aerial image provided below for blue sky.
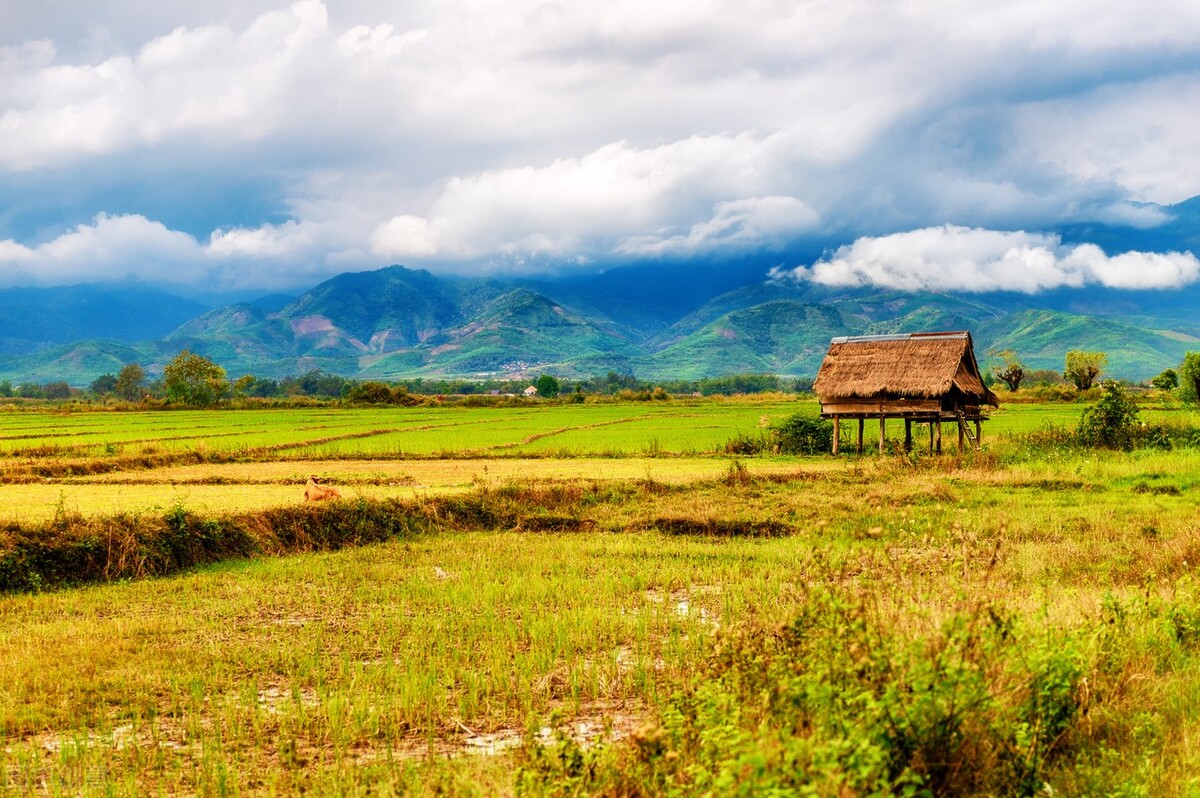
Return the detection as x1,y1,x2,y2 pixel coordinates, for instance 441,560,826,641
2,0,1200,296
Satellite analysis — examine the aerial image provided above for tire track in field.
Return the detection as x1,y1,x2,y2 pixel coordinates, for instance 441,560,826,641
0,416,505,477
260,412,504,451
484,415,655,450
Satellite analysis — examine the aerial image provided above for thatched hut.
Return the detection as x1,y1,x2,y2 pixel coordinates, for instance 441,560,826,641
812,331,998,454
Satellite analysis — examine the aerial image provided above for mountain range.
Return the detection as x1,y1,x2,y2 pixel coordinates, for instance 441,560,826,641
2,199,1200,386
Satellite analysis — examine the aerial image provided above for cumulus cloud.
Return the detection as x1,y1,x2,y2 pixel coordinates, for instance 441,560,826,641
619,196,819,257
3,0,1200,290
370,135,818,265
780,226,1200,292
0,213,205,284
0,212,374,291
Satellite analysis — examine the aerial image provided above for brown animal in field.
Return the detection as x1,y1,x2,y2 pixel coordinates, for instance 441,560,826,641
305,476,341,502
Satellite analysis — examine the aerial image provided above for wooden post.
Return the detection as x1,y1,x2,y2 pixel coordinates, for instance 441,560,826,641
857,418,864,455
975,419,981,450
879,416,886,455
935,419,942,454
904,419,912,452
832,415,840,455
929,421,935,453
958,418,965,452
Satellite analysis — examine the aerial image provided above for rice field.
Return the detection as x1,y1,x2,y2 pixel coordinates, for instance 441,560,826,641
3,396,1200,795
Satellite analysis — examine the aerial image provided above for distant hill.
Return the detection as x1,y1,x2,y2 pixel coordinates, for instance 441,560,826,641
0,284,207,355
3,262,1198,386
4,197,1200,386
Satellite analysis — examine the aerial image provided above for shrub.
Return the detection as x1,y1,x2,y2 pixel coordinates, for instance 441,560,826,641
1077,381,1140,450
771,412,833,455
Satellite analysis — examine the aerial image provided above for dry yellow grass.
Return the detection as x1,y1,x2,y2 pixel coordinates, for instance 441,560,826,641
2,457,827,522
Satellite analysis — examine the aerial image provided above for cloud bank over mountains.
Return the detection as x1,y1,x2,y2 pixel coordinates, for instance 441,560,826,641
2,0,1200,292
777,226,1200,293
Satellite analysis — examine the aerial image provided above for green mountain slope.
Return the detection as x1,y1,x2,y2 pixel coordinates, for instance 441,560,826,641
974,309,1192,380
639,301,854,379
362,289,638,378
2,264,1198,386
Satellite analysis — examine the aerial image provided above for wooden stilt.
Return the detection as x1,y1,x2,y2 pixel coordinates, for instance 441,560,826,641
936,419,942,454
857,418,864,455
904,419,912,452
832,415,840,455
929,421,935,453
975,420,981,449
958,418,965,452
879,416,886,455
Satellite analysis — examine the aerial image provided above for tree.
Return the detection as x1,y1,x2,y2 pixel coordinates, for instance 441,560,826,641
90,374,118,395
163,350,228,406
44,381,71,400
115,363,146,402
1151,368,1179,392
345,381,397,404
535,374,561,398
1180,352,1200,405
992,350,1026,392
1063,350,1106,391
0,380,11,397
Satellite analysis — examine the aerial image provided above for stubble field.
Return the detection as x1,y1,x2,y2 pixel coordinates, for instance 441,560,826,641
2,396,1199,795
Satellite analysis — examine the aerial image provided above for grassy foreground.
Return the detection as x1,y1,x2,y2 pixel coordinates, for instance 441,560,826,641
0,453,1198,793
2,400,1200,794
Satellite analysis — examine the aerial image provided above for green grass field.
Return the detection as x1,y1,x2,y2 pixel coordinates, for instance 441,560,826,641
2,397,1200,795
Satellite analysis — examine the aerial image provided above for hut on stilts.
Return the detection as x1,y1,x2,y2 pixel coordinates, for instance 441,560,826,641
812,331,998,455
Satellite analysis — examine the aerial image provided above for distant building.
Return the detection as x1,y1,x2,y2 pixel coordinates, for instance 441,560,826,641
523,385,538,397
813,331,998,454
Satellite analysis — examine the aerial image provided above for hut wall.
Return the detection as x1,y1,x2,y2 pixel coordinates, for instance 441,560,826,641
820,398,940,416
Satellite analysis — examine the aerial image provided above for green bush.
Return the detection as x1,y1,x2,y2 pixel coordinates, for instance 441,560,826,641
1077,381,1140,450
772,412,834,455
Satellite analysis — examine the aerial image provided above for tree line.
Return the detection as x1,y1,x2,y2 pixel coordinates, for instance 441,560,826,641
989,348,1200,402
9,347,1199,406
1,351,811,406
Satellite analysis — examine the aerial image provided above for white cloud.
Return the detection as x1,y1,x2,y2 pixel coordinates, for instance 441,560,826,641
369,215,437,259
619,196,819,257
370,134,817,264
781,226,1200,292
0,1,329,169
0,213,205,284
3,0,1200,289
208,220,319,258
0,212,376,291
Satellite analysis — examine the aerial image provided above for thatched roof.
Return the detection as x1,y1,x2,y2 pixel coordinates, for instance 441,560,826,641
813,331,998,405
